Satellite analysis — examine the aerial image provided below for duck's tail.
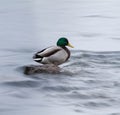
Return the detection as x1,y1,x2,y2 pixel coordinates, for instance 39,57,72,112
33,54,43,63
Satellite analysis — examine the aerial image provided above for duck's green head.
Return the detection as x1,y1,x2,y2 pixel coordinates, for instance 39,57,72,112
57,37,74,48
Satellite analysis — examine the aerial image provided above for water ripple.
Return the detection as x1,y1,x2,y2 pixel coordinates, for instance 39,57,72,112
3,80,39,88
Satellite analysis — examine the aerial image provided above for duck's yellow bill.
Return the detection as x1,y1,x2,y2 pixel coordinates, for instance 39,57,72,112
67,42,74,48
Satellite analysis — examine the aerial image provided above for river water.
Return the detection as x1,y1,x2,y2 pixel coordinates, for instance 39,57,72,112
0,0,120,115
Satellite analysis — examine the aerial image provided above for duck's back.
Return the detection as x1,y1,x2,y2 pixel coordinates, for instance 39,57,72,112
33,46,70,65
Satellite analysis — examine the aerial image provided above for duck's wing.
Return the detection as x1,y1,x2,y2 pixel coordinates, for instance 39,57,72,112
34,46,62,58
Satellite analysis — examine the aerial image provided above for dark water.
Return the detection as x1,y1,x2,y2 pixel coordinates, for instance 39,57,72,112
1,0,120,115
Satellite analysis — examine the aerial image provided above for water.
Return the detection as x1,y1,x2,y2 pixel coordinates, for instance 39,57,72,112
0,0,120,115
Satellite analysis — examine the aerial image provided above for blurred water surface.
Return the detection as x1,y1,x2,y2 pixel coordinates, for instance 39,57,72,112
0,0,120,115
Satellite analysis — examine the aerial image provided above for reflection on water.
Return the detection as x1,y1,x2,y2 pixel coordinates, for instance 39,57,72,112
0,0,120,115
1,50,120,115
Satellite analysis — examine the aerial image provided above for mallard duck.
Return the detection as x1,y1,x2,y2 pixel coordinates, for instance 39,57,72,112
33,37,74,65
